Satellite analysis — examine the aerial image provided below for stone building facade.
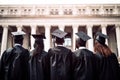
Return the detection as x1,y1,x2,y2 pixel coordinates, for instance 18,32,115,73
0,4,120,59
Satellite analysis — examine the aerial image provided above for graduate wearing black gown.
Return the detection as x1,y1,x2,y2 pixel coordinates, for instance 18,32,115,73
29,34,47,80
73,31,95,80
0,31,29,80
46,29,73,80
94,32,120,80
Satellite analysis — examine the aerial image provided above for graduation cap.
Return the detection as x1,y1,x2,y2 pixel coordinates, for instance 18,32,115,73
51,29,67,39
32,34,46,44
11,31,26,39
96,32,109,45
32,34,46,39
76,31,91,41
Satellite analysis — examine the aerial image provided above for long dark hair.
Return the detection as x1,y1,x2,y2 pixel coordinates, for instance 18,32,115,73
94,40,112,56
33,39,44,56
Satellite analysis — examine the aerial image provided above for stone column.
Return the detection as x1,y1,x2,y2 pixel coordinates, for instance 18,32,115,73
1,25,8,55
72,25,78,51
87,25,93,51
58,25,65,31
101,24,108,45
30,25,37,51
115,25,120,57
45,25,51,51
17,25,22,31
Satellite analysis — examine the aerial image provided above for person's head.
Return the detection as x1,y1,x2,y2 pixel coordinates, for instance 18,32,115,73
95,32,109,45
75,31,91,49
94,32,112,56
76,38,86,48
32,34,46,56
12,31,26,45
55,37,64,45
52,29,67,45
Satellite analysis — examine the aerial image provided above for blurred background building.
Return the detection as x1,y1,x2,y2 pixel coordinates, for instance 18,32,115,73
0,4,120,59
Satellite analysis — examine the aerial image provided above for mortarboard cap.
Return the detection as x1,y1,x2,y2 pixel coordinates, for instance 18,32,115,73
96,32,109,45
51,29,67,39
76,31,91,41
11,31,26,36
11,31,26,39
32,34,46,44
32,34,46,39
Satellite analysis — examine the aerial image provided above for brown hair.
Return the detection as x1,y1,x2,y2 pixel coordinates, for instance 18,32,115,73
94,40,112,56
33,39,44,56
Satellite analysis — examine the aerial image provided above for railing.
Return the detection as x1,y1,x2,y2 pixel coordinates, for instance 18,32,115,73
0,4,120,17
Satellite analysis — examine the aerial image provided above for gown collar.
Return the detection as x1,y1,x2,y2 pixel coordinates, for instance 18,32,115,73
79,46,86,49
57,44,63,46
14,43,22,47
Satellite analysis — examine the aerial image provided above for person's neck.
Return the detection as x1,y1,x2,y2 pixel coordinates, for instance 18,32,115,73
57,44,63,46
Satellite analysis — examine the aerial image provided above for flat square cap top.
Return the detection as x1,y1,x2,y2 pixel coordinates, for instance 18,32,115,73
96,32,109,39
11,31,26,36
52,29,67,38
96,32,109,45
76,31,91,41
32,34,46,39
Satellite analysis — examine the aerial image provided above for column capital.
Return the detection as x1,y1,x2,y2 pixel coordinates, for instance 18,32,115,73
2,25,8,28
30,25,37,28
72,24,79,28
16,25,23,31
101,24,108,27
16,24,22,27
16,25,23,28
86,24,93,28
115,24,120,27
44,24,51,29
58,24,65,27
58,25,65,31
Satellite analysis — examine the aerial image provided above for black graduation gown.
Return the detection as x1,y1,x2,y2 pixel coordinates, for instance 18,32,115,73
94,53,120,80
0,45,30,80
73,49,95,80
29,50,47,80
47,46,73,80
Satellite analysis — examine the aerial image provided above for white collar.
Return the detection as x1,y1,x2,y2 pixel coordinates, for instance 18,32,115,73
57,44,63,46
14,43,22,47
79,47,86,49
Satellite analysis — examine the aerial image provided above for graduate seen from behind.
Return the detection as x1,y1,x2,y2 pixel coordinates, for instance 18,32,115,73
73,31,95,80
29,34,47,80
46,29,74,80
94,32,120,80
0,31,30,80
